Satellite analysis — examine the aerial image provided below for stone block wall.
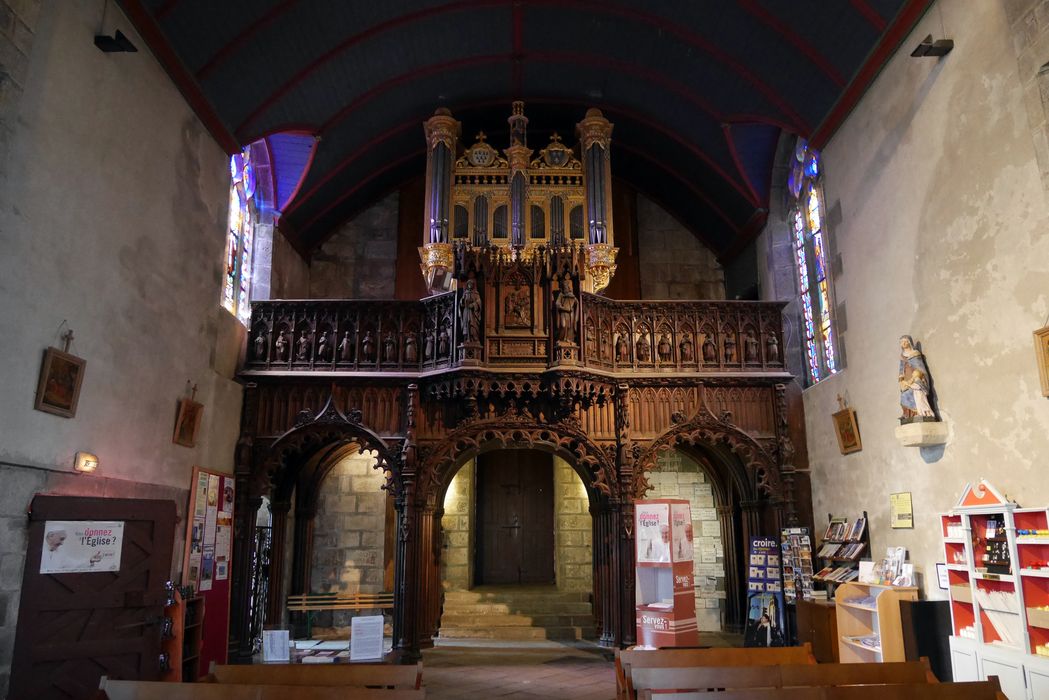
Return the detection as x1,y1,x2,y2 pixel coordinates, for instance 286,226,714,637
553,457,593,592
440,461,474,590
636,194,726,301
645,451,726,631
310,452,387,631
308,193,399,299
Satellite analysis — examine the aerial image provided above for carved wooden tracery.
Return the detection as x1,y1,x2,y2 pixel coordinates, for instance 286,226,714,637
230,244,809,663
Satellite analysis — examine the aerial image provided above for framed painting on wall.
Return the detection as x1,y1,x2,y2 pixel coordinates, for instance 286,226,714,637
173,398,204,447
831,407,862,455
34,347,86,418
1034,325,1049,397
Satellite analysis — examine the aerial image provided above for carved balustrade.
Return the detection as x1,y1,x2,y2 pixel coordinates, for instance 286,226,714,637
243,293,787,377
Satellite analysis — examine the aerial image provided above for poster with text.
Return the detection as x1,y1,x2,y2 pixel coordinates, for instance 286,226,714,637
744,536,786,647
41,521,124,574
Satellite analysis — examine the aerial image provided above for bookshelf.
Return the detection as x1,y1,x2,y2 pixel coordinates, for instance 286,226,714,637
834,581,917,663
159,588,205,682
942,479,1049,700
814,512,870,596
181,595,205,682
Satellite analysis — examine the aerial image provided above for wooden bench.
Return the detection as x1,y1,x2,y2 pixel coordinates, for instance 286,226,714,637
96,677,424,700
616,645,818,700
202,661,422,689
286,592,394,637
636,679,1005,700
630,660,937,697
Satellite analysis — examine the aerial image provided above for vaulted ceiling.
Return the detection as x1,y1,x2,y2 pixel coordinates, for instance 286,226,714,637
121,0,930,259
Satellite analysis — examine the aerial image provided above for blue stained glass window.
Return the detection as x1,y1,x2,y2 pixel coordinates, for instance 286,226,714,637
222,147,257,325
789,140,838,384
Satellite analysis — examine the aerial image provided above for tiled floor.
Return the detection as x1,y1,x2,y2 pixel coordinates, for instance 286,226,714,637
421,633,742,700
421,639,617,700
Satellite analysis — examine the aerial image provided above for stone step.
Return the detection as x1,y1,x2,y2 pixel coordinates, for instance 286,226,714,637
438,625,595,641
441,601,594,616
440,613,596,628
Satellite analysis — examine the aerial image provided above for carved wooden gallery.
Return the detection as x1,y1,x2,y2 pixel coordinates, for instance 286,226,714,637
228,104,812,661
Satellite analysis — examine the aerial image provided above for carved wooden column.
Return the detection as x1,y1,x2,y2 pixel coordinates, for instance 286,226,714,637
228,381,260,662
265,499,291,625
591,500,608,645
424,502,443,642
618,500,636,646
393,383,425,662
290,503,316,596
718,503,743,633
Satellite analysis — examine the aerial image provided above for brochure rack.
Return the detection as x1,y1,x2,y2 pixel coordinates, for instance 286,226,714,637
814,511,870,596
634,499,698,647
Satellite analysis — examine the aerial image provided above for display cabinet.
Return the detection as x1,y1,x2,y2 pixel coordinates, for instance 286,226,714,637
834,581,917,663
942,479,1049,699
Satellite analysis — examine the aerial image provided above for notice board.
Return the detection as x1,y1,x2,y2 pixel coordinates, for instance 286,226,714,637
181,466,235,678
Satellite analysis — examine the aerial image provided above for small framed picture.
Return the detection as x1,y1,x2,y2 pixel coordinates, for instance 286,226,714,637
173,398,204,447
832,407,862,454
34,347,87,418
1034,325,1049,397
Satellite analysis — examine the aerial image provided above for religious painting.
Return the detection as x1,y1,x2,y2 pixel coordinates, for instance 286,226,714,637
503,285,531,328
831,407,862,455
34,347,86,418
173,398,204,447
1034,325,1049,397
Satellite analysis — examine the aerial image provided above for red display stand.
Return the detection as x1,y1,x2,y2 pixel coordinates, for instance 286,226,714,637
635,499,699,647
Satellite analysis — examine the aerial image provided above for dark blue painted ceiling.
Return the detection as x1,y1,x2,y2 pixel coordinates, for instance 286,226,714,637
122,0,923,258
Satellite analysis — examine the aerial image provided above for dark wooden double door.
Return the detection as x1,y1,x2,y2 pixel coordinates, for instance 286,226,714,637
476,450,554,585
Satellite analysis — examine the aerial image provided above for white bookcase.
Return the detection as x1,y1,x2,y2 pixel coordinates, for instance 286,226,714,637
941,479,1049,700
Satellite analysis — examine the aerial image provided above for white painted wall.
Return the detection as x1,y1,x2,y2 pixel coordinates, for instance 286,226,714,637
0,0,243,488
787,0,1049,597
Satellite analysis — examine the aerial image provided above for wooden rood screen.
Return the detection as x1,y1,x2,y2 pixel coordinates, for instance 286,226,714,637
9,495,177,699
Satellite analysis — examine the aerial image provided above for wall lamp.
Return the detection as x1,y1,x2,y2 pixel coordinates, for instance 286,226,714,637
910,34,953,58
74,451,99,474
94,30,137,53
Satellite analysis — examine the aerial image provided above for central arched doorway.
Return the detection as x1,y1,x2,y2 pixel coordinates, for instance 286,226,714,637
436,448,596,641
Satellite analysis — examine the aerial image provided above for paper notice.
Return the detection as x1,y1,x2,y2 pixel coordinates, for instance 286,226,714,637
350,615,385,661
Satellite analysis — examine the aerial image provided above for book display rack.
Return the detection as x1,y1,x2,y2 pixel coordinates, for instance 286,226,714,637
834,580,918,663
942,479,1049,699
814,512,870,595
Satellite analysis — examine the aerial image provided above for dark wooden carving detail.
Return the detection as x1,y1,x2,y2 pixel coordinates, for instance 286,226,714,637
230,250,809,661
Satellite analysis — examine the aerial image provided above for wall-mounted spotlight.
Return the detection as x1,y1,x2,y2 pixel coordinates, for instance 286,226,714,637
74,451,99,474
910,34,953,58
94,29,137,53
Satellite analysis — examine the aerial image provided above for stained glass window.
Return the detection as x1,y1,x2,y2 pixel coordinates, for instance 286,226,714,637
222,148,258,325
789,139,839,384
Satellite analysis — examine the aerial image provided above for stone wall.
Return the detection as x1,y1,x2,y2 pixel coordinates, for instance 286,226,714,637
636,194,726,300
309,451,387,632
0,1,244,690
441,461,474,590
308,193,399,299
646,451,726,631
765,0,1049,599
553,457,593,592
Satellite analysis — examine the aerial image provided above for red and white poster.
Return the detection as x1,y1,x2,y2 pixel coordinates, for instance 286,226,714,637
635,499,699,648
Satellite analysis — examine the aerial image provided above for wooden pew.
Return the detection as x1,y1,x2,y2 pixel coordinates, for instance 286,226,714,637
630,660,936,696
636,679,1006,700
286,592,394,637
616,644,817,700
97,677,424,700
202,662,422,689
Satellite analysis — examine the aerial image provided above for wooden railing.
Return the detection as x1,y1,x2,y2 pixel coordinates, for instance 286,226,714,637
241,294,787,376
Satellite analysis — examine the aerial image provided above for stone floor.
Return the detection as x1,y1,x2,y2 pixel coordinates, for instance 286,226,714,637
420,633,741,700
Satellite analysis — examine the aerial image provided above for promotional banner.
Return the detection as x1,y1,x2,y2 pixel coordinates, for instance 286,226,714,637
744,535,786,648
40,521,124,573
635,499,699,648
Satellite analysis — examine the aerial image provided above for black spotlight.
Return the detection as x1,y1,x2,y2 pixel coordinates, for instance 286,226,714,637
910,34,953,58
94,29,137,53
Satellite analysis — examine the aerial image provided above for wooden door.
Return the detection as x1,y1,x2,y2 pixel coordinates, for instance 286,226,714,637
476,451,554,585
10,495,177,699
